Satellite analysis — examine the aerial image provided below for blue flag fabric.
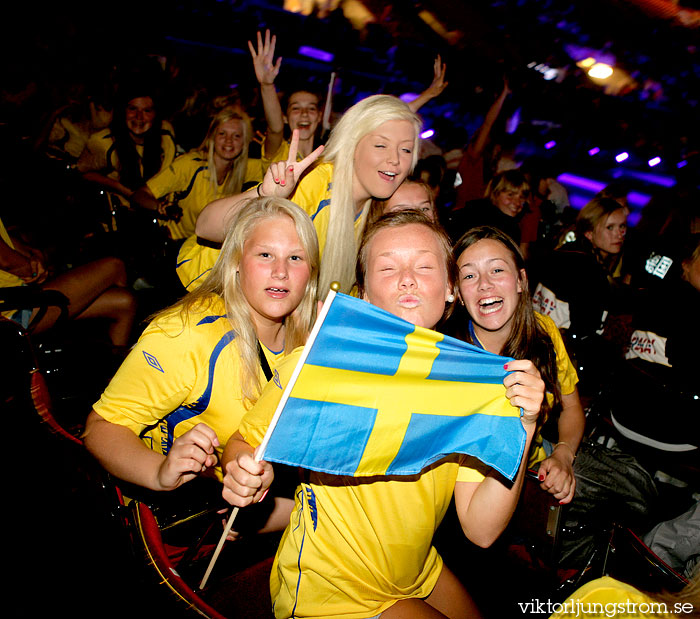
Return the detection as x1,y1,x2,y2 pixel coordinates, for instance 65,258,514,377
261,292,526,481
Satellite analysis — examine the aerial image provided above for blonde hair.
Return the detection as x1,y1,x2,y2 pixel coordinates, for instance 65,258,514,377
319,94,422,294
157,197,319,406
485,169,531,202
200,106,253,197
576,196,629,273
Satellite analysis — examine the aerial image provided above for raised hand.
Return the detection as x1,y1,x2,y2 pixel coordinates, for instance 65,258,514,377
248,29,282,86
259,129,324,198
425,54,448,99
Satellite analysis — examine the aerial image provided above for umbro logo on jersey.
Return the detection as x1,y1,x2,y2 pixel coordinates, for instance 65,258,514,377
143,351,165,373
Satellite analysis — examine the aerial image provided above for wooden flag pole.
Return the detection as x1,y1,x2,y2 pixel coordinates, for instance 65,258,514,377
199,283,340,591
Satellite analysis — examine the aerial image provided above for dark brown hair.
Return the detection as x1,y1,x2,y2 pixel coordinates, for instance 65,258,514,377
453,225,562,422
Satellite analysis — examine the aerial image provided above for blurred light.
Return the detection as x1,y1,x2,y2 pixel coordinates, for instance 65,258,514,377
570,194,590,209
505,107,520,134
420,129,435,139
528,61,559,81
677,160,688,169
578,57,596,68
588,63,613,79
627,191,652,208
399,93,419,103
615,152,629,163
648,156,661,167
588,147,600,156
544,140,556,149
627,211,642,226
558,173,605,193
620,169,676,187
298,45,334,62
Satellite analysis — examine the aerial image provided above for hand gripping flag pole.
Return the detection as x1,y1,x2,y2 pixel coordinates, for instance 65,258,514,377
199,283,340,591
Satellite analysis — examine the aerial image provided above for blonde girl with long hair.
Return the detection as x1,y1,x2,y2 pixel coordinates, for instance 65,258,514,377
131,105,259,242
84,197,318,518
196,94,422,296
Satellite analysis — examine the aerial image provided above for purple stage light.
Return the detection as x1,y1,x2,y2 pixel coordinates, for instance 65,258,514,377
544,141,556,149
399,93,419,103
557,173,605,193
420,129,435,139
627,191,651,208
677,160,688,169
588,147,600,156
298,46,334,62
615,152,629,163
648,157,661,167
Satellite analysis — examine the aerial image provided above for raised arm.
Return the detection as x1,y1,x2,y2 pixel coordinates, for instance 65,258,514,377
196,129,324,241
454,358,544,547
84,411,219,491
468,78,511,158
408,55,448,113
249,29,285,160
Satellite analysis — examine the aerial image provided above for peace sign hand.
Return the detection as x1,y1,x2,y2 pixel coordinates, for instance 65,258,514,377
259,129,324,199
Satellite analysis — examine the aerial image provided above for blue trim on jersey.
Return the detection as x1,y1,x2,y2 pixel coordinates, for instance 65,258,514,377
197,314,227,325
162,329,236,452
175,165,207,201
185,268,212,290
309,198,330,221
291,484,311,618
468,320,484,349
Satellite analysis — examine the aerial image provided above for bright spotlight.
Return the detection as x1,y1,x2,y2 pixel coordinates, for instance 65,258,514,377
648,157,661,167
420,129,435,139
615,152,629,163
588,63,613,79
544,141,556,150
578,57,596,68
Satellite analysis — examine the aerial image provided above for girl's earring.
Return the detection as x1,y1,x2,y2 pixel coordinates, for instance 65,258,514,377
447,294,455,303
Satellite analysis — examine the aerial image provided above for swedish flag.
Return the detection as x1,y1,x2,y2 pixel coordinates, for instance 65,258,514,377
260,292,526,481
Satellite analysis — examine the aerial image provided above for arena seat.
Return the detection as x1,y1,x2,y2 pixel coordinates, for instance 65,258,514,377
2,311,276,618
